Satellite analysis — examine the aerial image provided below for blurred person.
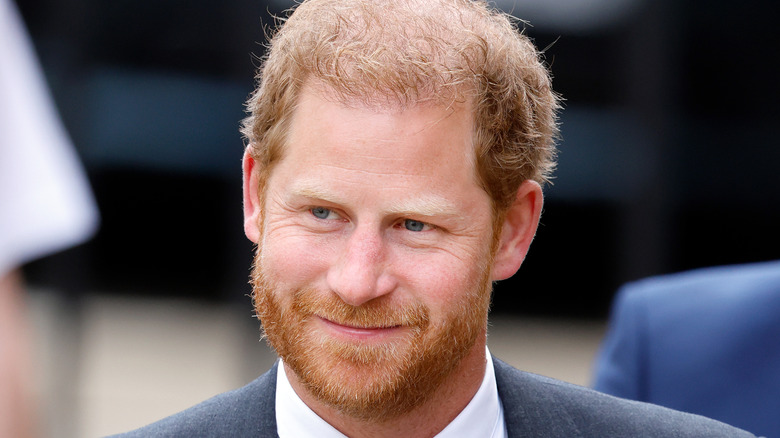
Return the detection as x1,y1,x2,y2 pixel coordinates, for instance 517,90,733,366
593,260,780,437
112,0,756,437
1,0,99,436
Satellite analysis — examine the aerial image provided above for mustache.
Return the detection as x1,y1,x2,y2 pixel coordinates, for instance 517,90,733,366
292,287,430,331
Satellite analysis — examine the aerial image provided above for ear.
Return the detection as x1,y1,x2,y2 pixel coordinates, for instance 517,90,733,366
491,180,544,281
243,151,262,243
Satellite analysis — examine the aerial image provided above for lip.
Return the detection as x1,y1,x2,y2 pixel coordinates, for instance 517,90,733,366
315,316,405,341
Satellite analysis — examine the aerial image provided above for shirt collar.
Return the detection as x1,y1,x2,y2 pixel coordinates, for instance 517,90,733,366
275,359,345,438
275,347,506,438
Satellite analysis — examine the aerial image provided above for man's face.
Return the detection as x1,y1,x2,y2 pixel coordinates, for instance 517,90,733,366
249,85,499,420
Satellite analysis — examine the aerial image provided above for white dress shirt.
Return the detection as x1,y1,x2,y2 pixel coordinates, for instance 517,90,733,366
275,347,507,438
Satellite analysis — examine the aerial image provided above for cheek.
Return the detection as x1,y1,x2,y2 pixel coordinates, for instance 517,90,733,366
392,249,487,309
260,232,334,288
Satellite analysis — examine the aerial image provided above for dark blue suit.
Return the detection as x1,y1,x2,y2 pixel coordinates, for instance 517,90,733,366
110,358,755,437
593,261,780,437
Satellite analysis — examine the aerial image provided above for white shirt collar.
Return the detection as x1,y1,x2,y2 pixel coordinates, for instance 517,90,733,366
275,347,507,438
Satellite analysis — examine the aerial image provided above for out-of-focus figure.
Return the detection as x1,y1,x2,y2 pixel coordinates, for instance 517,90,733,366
1,0,99,436
593,260,780,437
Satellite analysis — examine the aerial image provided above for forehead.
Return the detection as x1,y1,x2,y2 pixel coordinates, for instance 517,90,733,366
267,83,489,213
285,83,476,169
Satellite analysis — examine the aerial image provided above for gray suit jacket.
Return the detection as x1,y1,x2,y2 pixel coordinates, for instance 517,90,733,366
110,358,756,437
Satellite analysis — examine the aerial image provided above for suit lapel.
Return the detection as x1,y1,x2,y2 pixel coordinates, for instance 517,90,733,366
493,357,581,438
257,362,280,437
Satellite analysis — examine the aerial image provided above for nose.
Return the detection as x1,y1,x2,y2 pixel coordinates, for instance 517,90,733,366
326,226,396,306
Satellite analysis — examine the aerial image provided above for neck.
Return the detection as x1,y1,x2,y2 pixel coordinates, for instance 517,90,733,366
286,335,488,438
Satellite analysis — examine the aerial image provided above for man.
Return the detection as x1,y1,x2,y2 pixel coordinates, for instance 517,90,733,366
593,260,780,437
113,0,756,436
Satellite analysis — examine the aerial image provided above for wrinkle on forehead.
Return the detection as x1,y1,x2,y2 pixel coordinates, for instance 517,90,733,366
288,182,463,219
294,80,479,172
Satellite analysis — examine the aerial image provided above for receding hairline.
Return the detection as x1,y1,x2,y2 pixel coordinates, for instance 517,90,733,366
275,80,482,220
267,0,515,108
242,0,559,218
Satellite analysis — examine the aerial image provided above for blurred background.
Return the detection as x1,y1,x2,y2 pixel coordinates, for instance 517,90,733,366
11,0,779,436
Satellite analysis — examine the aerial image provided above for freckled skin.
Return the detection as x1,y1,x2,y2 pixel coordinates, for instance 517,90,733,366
259,86,496,307
243,83,543,438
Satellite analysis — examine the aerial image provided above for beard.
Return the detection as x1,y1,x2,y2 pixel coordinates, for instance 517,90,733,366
250,251,493,422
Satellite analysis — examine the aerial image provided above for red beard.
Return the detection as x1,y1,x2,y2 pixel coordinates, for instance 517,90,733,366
251,252,492,421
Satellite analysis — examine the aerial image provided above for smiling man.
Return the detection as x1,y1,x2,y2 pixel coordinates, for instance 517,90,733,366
113,0,757,437
246,86,516,436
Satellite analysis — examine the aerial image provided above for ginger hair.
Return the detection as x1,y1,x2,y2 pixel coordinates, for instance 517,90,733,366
241,0,560,214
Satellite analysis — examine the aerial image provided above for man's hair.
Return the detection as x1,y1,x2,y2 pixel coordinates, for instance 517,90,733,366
241,0,560,214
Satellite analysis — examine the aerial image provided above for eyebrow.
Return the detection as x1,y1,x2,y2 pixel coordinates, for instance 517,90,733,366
289,182,462,219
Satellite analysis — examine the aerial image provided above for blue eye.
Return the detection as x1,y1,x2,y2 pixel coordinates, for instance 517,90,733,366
404,219,426,232
311,207,331,219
